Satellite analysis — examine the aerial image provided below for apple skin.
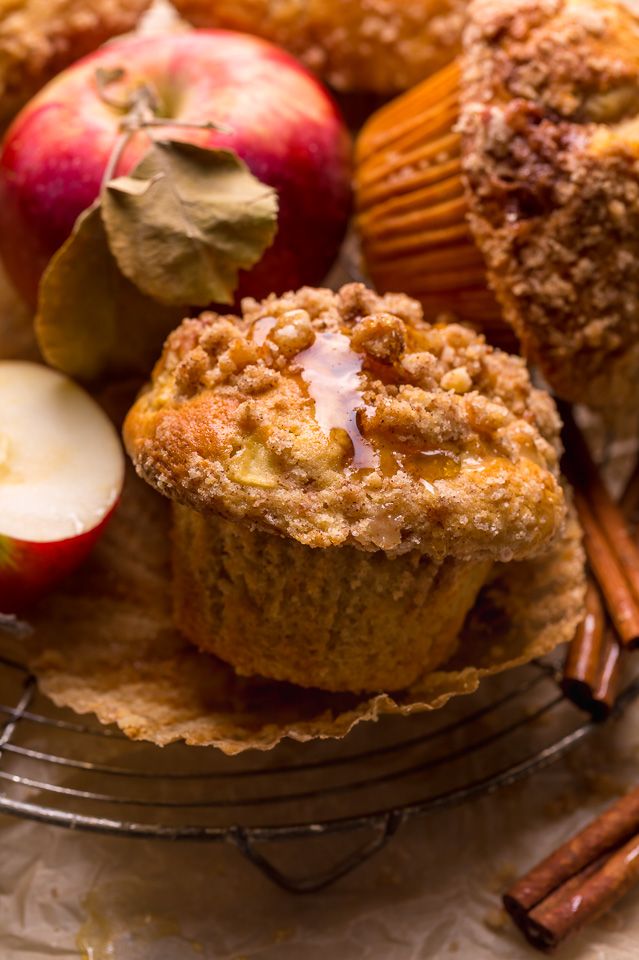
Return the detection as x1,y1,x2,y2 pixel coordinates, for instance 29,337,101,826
0,504,118,612
0,30,352,308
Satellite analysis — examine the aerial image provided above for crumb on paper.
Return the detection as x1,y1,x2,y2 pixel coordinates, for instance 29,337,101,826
581,771,629,801
483,907,508,933
543,788,581,821
595,909,626,933
377,865,403,887
488,862,517,894
273,928,295,944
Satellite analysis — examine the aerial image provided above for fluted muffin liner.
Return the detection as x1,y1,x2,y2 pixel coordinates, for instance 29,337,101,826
355,62,513,349
14,470,585,754
173,505,491,693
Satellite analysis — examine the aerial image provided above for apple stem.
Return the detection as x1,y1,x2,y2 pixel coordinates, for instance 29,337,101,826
96,67,233,189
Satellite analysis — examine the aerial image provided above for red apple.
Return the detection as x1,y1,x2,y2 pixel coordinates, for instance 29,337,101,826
0,30,352,308
0,362,124,610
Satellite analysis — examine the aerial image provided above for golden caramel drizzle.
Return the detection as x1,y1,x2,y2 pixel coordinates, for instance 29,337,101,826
246,317,515,486
294,331,379,469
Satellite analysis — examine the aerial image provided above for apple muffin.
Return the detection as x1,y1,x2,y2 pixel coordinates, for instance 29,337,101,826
172,0,466,96
355,0,639,408
124,283,567,693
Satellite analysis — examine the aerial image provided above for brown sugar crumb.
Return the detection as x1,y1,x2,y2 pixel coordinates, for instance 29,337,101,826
125,283,566,560
461,0,639,407
483,907,509,932
350,312,406,362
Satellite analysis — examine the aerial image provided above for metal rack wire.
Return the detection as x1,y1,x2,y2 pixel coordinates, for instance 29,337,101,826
0,650,637,892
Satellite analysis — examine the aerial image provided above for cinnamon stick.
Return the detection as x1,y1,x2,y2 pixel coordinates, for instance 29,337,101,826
503,409,639,950
521,832,639,952
563,409,639,605
504,785,639,947
518,855,606,951
572,488,639,648
561,581,621,720
592,632,622,719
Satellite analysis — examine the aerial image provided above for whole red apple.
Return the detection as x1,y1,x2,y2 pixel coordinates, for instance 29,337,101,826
0,30,352,308
0,362,125,611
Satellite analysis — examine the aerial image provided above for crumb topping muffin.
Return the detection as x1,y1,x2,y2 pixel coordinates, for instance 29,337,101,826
460,0,639,406
124,283,572,693
125,282,565,562
172,0,466,96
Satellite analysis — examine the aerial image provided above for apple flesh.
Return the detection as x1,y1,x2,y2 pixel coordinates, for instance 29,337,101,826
0,362,125,610
0,30,352,308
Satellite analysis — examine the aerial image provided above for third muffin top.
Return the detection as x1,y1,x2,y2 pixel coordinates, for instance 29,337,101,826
124,283,565,560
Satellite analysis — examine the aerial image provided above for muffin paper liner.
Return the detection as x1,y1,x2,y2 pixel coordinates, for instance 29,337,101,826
355,60,515,349
15,469,585,755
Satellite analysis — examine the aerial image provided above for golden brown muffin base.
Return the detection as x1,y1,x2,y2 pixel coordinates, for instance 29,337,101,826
0,0,151,123
10,469,585,755
173,504,491,693
171,0,466,95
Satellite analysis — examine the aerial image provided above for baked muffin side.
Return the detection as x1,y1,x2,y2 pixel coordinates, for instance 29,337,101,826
124,283,569,693
172,504,492,691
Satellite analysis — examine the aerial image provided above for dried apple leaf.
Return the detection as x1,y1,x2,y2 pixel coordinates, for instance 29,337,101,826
101,140,279,306
35,202,183,381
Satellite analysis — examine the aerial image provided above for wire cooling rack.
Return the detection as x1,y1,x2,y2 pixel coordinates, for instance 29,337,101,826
1,651,638,892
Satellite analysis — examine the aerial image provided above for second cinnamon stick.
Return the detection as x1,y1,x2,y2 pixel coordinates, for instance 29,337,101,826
503,784,639,919
523,832,639,952
562,580,621,720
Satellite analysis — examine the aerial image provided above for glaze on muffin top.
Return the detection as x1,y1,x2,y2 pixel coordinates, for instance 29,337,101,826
124,283,565,559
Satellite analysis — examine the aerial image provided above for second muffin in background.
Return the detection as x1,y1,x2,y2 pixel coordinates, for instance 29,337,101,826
125,283,567,694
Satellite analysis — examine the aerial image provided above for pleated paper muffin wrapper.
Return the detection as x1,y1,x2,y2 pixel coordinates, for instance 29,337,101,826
355,61,515,352
1,466,585,756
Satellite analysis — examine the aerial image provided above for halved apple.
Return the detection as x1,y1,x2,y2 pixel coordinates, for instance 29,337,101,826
0,362,124,610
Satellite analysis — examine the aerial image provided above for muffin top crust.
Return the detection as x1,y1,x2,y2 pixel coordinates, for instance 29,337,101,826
460,0,639,407
124,283,565,559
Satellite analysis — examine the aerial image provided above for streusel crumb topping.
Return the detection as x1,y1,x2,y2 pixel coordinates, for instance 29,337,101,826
125,284,565,559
